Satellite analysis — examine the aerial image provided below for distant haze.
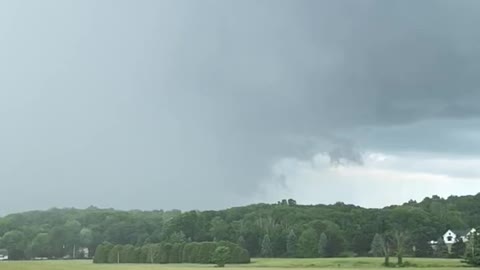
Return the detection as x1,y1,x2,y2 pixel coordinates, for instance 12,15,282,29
2,0,480,215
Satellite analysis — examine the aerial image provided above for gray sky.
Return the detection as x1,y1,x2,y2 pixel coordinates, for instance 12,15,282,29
2,0,480,215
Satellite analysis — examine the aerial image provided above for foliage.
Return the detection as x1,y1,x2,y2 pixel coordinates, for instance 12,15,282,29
3,195,480,260
318,232,328,257
370,233,385,257
212,246,231,267
0,230,26,260
391,230,409,265
93,242,112,263
210,217,229,241
451,239,466,258
286,229,297,258
298,228,317,258
92,241,248,264
464,228,480,266
261,234,273,257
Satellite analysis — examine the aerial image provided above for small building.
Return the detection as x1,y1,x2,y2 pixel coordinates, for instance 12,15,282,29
429,228,477,253
443,228,476,244
441,228,476,253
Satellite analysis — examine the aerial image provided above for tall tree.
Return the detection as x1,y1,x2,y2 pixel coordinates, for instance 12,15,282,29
318,232,328,257
370,233,384,257
465,228,480,266
392,230,408,265
48,226,68,258
0,230,26,260
286,230,297,258
298,228,317,258
210,217,229,241
30,233,50,258
261,234,273,257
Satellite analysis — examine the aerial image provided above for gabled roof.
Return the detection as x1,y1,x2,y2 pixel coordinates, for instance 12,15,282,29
451,229,472,237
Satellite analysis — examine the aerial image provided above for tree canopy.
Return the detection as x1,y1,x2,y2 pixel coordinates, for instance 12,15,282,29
1,194,480,260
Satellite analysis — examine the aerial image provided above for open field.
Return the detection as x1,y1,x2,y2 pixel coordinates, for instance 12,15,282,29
0,258,468,270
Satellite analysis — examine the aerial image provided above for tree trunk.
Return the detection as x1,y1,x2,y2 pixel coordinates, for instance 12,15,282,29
397,254,402,265
383,243,390,266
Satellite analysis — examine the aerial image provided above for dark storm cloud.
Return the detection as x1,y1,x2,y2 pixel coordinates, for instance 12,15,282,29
1,0,480,214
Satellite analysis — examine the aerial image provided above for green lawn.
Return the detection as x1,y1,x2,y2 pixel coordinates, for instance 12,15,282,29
0,258,467,270
247,258,465,268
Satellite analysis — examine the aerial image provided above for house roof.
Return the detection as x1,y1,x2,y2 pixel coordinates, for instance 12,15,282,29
451,229,472,237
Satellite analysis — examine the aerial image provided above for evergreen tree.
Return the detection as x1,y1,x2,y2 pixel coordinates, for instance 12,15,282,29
298,228,317,258
318,232,328,257
465,229,480,266
261,234,273,257
370,233,385,257
286,230,297,258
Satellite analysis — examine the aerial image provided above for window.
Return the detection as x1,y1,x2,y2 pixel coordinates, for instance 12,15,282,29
447,236,453,241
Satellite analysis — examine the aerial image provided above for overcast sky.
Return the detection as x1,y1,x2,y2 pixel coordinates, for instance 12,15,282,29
1,0,480,215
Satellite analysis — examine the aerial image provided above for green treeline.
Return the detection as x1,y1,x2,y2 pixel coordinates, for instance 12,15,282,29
93,241,250,264
1,194,480,260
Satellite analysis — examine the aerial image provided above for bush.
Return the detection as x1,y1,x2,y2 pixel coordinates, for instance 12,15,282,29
93,241,250,265
229,246,250,263
182,243,195,263
169,243,184,263
139,245,149,263
212,246,231,267
159,243,171,263
217,241,250,263
197,242,217,263
107,245,123,263
7,249,25,260
121,245,137,263
93,243,113,263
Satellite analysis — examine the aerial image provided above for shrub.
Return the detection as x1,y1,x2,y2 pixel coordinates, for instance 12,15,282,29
212,246,231,267
107,245,123,263
93,243,112,263
93,241,250,265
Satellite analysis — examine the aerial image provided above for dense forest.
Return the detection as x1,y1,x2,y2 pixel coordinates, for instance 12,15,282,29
1,194,480,261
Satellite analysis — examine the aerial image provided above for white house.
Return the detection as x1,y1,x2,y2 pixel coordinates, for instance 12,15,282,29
443,228,476,244
443,230,457,244
429,228,476,253
439,228,476,253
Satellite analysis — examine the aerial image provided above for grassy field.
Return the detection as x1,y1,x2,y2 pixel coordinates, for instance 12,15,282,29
0,258,467,270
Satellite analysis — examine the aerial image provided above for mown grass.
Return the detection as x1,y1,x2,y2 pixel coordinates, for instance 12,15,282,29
247,258,465,268
0,257,468,270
